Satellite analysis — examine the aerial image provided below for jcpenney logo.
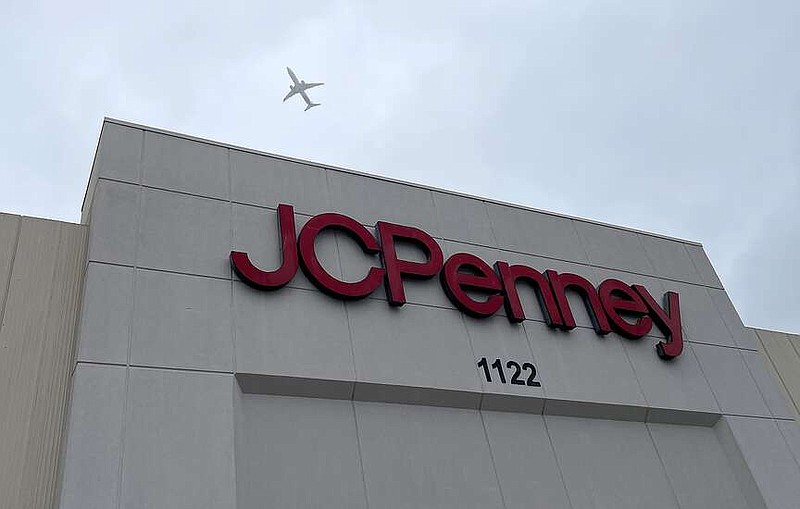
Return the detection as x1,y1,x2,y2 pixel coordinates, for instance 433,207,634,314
231,204,683,360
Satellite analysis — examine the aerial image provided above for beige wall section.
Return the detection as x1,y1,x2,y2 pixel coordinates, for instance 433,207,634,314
754,328,800,419
0,213,87,509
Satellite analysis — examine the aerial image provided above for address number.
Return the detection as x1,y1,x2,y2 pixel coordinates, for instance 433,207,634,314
477,357,541,387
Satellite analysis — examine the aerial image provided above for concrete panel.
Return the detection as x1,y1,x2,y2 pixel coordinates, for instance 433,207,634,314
59,364,126,509
546,416,680,509
15,222,87,509
355,401,504,509
233,283,354,381
757,330,800,413
623,339,719,416
87,180,139,266
137,188,231,278
481,411,571,509
725,415,800,509
131,270,232,371
0,218,62,509
347,299,481,395
463,315,544,412
93,122,142,184
710,289,759,350
742,350,795,420
776,420,800,468
693,343,770,417
431,192,496,246
525,322,646,411
574,222,655,274
120,368,235,509
230,150,331,215
142,131,229,200
487,203,588,262
0,214,19,318
327,171,439,234
648,422,750,509
232,203,339,291
685,244,723,288
76,262,133,364
234,394,366,509
659,280,736,348
638,235,702,284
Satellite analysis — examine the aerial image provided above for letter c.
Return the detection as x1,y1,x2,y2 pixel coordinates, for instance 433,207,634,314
298,213,384,299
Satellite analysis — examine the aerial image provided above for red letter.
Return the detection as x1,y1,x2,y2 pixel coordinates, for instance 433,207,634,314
231,204,298,290
495,261,563,326
598,279,653,339
298,213,384,299
633,285,683,359
376,221,443,306
441,253,504,317
546,270,611,335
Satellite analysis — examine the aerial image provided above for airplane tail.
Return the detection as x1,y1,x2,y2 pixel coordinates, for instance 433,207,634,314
305,102,320,111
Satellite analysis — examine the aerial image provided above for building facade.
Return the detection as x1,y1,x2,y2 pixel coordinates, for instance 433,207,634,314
1,118,799,508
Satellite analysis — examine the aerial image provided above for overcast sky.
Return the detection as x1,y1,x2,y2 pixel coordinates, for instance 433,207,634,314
1,1,798,332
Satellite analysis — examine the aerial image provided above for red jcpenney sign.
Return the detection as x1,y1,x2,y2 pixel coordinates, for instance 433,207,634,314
231,204,683,360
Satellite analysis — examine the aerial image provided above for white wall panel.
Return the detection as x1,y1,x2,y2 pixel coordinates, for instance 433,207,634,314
648,423,750,509
741,351,795,420
724,416,800,509
327,171,439,234
76,262,133,364
142,131,229,199
756,330,800,415
233,283,354,381
547,415,680,509
92,122,142,184
120,369,235,509
137,188,231,278
525,322,646,413
235,394,366,509
659,280,736,348
355,401,504,509
486,203,588,262
87,180,139,266
623,339,719,416
684,243,723,288
638,234,702,284
710,289,759,350
693,344,770,417
131,270,232,371
482,411,571,509
347,299,480,395
230,150,331,215
431,191,496,246
59,364,126,509
574,221,655,274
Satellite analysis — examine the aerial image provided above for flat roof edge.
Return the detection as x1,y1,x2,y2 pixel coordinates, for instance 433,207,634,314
101,117,704,247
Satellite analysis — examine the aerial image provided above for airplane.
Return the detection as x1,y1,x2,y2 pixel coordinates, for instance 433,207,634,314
283,67,323,111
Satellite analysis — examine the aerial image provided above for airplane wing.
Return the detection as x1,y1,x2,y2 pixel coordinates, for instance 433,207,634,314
303,82,324,89
286,67,300,86
283,89,298,102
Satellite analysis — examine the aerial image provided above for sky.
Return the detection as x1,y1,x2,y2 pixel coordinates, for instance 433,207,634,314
1,0,798,333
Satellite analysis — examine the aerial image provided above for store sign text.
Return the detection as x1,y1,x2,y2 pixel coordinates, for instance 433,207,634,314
231,204,683,360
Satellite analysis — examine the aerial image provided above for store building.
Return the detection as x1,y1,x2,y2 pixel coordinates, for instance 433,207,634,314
1,118,799,508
